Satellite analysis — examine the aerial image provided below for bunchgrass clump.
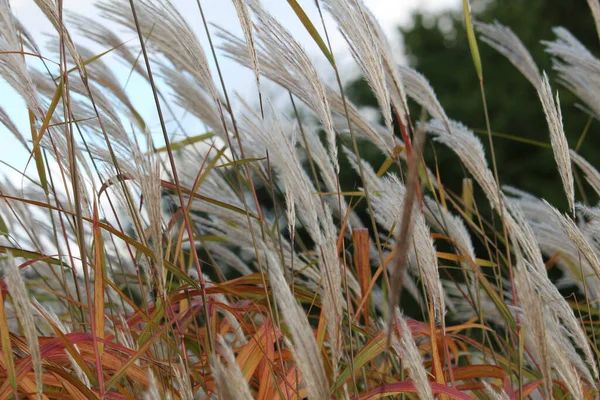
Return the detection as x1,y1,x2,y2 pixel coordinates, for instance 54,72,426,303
0,0,599,398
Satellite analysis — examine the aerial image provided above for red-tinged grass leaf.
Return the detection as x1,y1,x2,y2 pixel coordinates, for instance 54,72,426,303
0,292,17,392
517,380,543,399
0,358,42,400
31,304,97,384
113,382,137,400
448,365,506,381
428,306,447,391
46,365,99,400
353,228,371,326
0,333,112,399
332,331,387,392
275,366,302,400
448,334,539,383
97,173,134,198
154,132,215,153
102,279,154,331
104,327,166,391
256,321,275,400
237,320,280,381
92,200,105,356
359,381,473,400
286,0,334,66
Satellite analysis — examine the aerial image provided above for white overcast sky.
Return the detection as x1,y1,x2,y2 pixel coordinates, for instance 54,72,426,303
1,0,460,178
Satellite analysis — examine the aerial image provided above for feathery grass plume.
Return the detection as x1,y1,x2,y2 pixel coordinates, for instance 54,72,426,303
545,27,600,74
513,252,552,399
172,361,194,400
285,185,296,238
423,196,476,270
50,41,143,130
425,119,502,211
483,381,509,400
375,175,446,323
570,149,600,196
506,198,598,379
212,335,253,400
218,25,396,155
0,0,48,120
244,111,321,239
33,0,87,81
203,242,253,277
4,254,43,398
545,199,600,281
588,0,600,41
13,16,40,53
361,5,410,125
210,291,248,345
545,322,586,399
329,97,397,154
527,266,597,383
143,369,168,400
323,0,394,135
162,68,230,140
263,248,329,399
475,21,542,89
399,66,451,131
342,145,420,301
231,0,261,96
504,199,546,274
537,72,574,214
125,131,165,294
244,0,338,171
98,0,220,102
544,27,600,120
244,105,344,371
577,204,600,249
68,13,150,81
301,126,361,230
391,309,434,400
319,206,344,374
509,186,600,291
423,195,481,308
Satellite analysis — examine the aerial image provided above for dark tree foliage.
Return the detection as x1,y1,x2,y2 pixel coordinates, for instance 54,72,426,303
346,0,600,208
